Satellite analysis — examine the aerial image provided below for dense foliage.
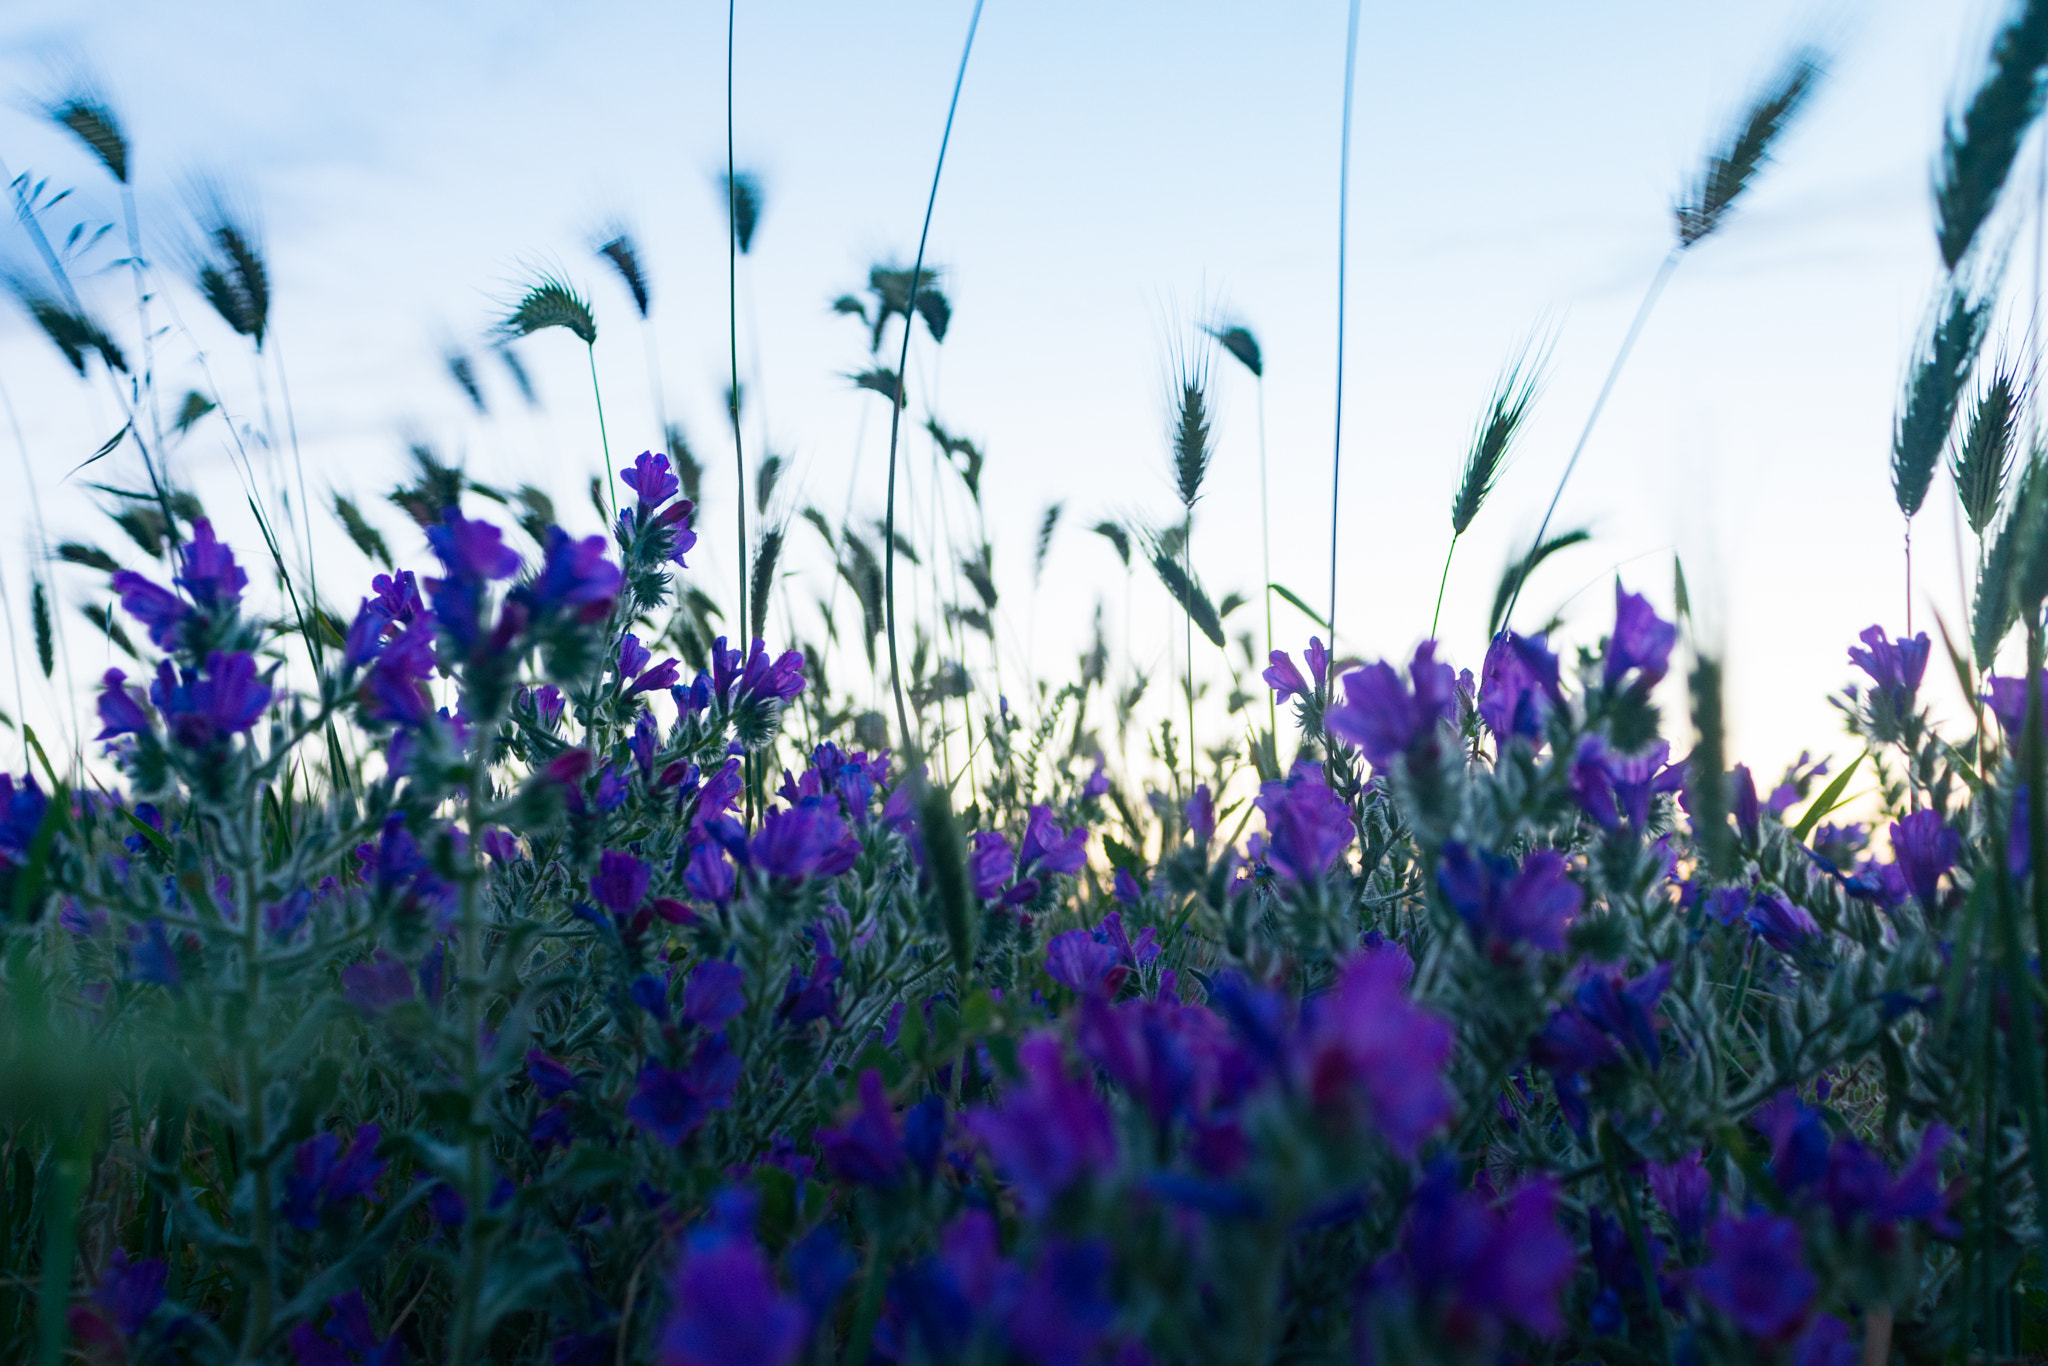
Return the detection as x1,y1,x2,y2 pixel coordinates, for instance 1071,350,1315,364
14,3,2048,1363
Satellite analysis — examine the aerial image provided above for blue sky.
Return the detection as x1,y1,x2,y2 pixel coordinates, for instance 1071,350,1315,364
0,0,2020,790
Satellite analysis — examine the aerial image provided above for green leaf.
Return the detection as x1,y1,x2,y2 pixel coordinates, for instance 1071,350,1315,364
1268,582,1329,629
1789,753,1862,841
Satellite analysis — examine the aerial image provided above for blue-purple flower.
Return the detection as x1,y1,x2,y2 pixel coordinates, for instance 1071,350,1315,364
111,569,189,648
656,1226,809,1366
1367,1165,1575,1348
1299,947,1454,1157
1436,844,1581,954
1326,642,1456,768
520,527,622,621
1849,624,1929,710
1889,809,1959,908
1647,1150,1711,1247
819,1069,908,1187
966,1033,1117,1215
281,1125,386,1229
1478,631,1561,743
1694,1213,1816,1341
175,518,249,610
1254,765,1354,882
96,668,151,740
1605,583,1677,689
151,651,272,748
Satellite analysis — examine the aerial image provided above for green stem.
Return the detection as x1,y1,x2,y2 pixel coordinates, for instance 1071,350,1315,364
237,852,275,1359
1429,532,1458,640
36,1134,85,1366
448,754,493,1362
588,343,616,524
1257,375,1275,743
2017,619,2048,1268
726,0,748,641
1602,1126,1673,1366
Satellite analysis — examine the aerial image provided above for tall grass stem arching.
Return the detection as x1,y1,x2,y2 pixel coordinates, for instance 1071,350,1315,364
882,0,987,757
1327,0,1362,656
1499,249,1677,635
727,0,749,642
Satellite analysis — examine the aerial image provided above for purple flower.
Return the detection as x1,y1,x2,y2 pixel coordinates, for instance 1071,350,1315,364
1263,649,1311,702
526,1049,579,1099
1478,631,1561,743
1046,931,1126,997
1112,866,1142,905
752,804,857,881
1605,583,1677,689
361,619,437,728
1647,1151,1711,1246
1019,805,1087,877
623,449,681,509
1849,625,1929,709
520,527,622,621
175,518,249,610
127,919,179,987
1821,1124,1955,1237
1254,765,1354,882
96,669,151,740
1732,764,1761,840
685,959,747,1028
1379,1167,1576,1344
685,840,736,906
970,830,1014,900
281,1125,386,1229
966,1033,1117,1216
152,651,272,747
1006,1240,1117,1366
111,570,189,648
0,775,47,866
1746,892,1819,956
712,637,807,706
1752,1090,1831,1193
1326,642,1456,768
1299,948,1453,1156
1436,844,1581,954
591,849,651,918
1695,1213,1816,1342
1571,737,1683,831
1890,809,1959,907
819,1069,907,1187
1985,671,2048,735
1793,1314,1859,1366
628,1061,709,1146
86,1249,167,1339
342,951,414,1014
618,634,652,681
1185,784,1215,845
1306,637,1330,689
656,1233,808,1366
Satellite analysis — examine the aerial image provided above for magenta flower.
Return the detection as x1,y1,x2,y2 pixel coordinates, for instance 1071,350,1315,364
1436,844,1581,954
1326,642,1456,768
1694,1213,1816,1341
1299,948,1453,1156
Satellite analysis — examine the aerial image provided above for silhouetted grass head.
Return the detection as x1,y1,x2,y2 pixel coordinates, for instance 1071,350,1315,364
1675,48,1824,249
1953,357,2023,538
1936,2,2048,272
724,171,764,254
49,88,128,185
502,273,597,346
1167,335,1214,512
1451,337,1547,537
11,280,126,375
188,181,270,348
595,226,651,319
1206,322,1262,378
1894,274,1993,520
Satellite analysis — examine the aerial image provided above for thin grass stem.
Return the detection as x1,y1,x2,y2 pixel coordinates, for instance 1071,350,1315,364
882,0,986,756
587,342,616,523
1327,0,1362,652
727,0,749,643
1501,249,1680,632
